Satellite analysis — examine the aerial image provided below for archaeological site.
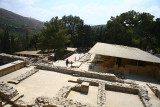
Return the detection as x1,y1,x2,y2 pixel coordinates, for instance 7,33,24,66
0,42,160,107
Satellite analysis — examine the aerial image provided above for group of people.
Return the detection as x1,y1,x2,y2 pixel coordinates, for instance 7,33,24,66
66,59,73,66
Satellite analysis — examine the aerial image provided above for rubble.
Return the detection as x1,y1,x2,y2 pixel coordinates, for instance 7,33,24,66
0,81,24,107
56,86,72,98
34,96,92,107
0,81,19,100
147,83,160,99
97,83,106,107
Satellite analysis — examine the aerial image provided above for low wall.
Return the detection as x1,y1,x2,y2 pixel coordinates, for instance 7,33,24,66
0,53,28,65
0,60,26,77
147,83,160,99
35,63,128,83
77,78,151,107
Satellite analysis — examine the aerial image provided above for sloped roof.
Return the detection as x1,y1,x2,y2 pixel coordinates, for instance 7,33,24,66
66,47,77,52
14,50,41,56
89,42,160,63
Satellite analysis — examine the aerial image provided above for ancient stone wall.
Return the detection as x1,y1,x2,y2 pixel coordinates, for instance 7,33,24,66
0,53,28,65
147,83,160,99
0,60,26,77
77,77,151,107
35,63,130,83
92,55,160,80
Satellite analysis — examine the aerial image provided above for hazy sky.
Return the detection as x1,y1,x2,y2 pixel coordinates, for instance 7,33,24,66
0,0,160,25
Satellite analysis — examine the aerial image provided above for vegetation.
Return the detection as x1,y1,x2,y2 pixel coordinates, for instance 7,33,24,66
105,10,158,51
38,17,70,59
0,9,160,57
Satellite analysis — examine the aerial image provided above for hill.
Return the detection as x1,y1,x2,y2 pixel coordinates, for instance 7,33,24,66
91,24,106,29
0,8,44,35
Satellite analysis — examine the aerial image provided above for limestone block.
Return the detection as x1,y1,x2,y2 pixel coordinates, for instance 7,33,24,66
81,82,89,93
155,88,160,99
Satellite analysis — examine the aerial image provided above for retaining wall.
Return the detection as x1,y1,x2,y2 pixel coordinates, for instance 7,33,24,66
0,60,26,77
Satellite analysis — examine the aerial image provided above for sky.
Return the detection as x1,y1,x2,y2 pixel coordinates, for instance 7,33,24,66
0,0,160,25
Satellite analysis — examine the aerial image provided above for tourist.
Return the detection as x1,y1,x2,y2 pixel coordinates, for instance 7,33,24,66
71,61,73,67
66,59,69,66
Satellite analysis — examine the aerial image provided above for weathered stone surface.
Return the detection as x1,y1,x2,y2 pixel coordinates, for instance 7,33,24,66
97,83,106,107
34,96,92,107
8,69,39,84
155,89,160,99
15,100,27,107
56,86,72,98
0,81,19,100
147,83,160,99
81,82,89,93
138,86,151,107
0,60,26,77
71,84,82,92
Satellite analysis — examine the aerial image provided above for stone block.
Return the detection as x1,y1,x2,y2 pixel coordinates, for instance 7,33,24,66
155,88,160,99
81,82,89,93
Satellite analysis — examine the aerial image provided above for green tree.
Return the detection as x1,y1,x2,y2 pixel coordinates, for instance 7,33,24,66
39,16,70,59
76,25,94,48
2,28,11,53
61,15,84,46
154,18,160,50
137,12,154,50
0,32,2,53
30,34,39,50
105,10,156,50
24,31,29,50
10,35,14,53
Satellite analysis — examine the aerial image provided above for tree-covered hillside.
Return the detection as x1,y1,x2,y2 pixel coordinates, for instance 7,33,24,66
0,8,44,35
0,9,160,55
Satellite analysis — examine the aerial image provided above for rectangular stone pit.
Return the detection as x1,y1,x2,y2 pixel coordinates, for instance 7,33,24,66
106,90,144,107
67,86,98,105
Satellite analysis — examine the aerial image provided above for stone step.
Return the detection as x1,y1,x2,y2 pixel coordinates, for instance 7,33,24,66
11,94,24,102
68,80,78,83
8,80,19,84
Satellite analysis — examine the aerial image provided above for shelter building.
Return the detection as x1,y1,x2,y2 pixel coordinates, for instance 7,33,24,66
89,42,160,80
14,50,42,58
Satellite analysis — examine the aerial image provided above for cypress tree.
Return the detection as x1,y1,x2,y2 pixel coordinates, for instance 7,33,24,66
2,28,11,54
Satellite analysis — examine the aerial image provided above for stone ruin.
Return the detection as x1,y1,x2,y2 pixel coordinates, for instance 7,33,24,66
8,69,39,84
0,53,28,66
0,54,159,107
147,83,160,99
0,81,24,106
